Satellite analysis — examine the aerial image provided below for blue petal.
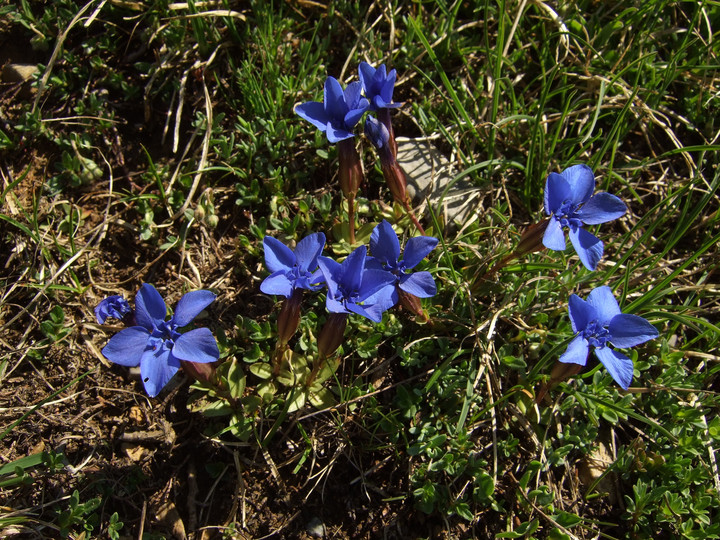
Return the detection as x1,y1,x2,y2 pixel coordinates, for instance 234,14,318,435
338,246,367,293
358,62,376,94
263,236,296,274
358,268,397,301
102,326,149,366
135,283,167,330
173,327,219,363
370,220,401,264
140,347,178,397
567,294,595,334
403,236,439,269
345,107,368,130
381,69,397,102
344,81,367,118
375,64,387,82
609,314,659,348
544,172,570,215
308,269,326,289
295,101,329,132
568,227,603,270
561,164,595,205
325,122,355,143
324,77,347,120
317,256,342,298
326,296,349,314
586,286,621,326
344,81,363,108
173,290,215,328
260,271,293,298
559,335,589,366
594,347,634,390
399,271,436,298
363,283,398,309
364,256,386,273
576,192,627,225
374,96,402,109
294,232,325,272
542,217,567,251
346,301,379,322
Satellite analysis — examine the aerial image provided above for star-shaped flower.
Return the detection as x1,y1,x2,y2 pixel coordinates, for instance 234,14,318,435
542,165,627,270
559,286,659,389
367,220,438,298
295,77,369,143
358,62,402,110
101,284,219,397
317,246,396,323
260,233,326,298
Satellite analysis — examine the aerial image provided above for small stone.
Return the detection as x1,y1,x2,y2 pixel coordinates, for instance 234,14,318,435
1,63,39,83
306,517,326,538
397,137,481,227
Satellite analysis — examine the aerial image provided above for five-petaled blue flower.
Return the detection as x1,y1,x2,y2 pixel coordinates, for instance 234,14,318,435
367,220,438,298
543,164,627,270
358,62,402,110
317,245,397,323
559,285,659,389
260,233,326,298
295,77,369,143
101,284,219,397
95,295,132,324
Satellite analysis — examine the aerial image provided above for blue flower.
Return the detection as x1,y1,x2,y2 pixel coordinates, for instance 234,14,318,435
542,164,627,270
317,246,397,323
559,286,659,389
95,295,132,324
367,220,438,298
358,62,402,110
295,77,369,143
260,233,326,298
101,284,219,397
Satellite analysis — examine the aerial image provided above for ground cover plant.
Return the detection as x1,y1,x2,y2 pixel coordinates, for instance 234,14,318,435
1,0,719,538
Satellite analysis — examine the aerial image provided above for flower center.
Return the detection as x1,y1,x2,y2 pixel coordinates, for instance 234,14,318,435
337,285,361,306
290,264,316,289
582,320,610,348
151,321,180,350
382,259,406,278
554,199,584,230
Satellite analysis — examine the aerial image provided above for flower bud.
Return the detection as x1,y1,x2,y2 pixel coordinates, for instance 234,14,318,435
181,359,217,387
536,360,583,403
337,139,364,198
376,107,398,158
365,116,408,205
398,289,428,322
317,313,348,359
514,219,549,258
277,289,304,345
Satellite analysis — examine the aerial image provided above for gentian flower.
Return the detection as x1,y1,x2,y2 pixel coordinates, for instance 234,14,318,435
95,295,132,324
358,62,402,110
559,285,659,389
260,233,326,298
101,284,219,397
543,165,627,270
294,77,369,143
317,246,396,323
368,220,437,298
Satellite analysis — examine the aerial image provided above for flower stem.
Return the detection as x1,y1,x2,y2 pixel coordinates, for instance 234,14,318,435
347,193,356,244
